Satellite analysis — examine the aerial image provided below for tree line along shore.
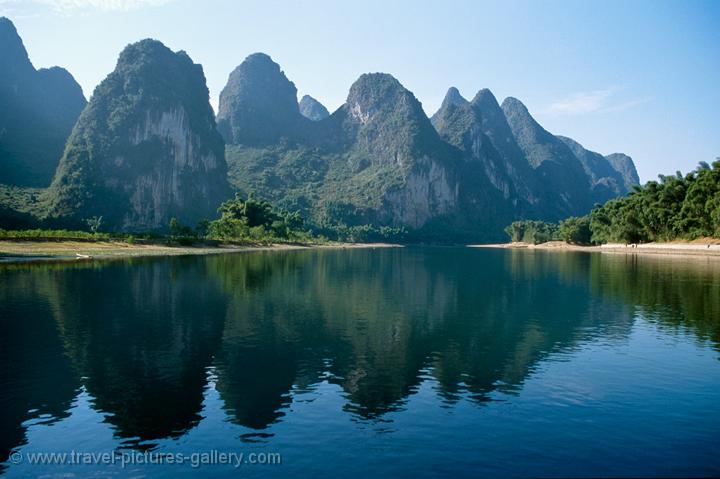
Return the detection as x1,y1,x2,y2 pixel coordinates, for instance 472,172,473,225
2,161,719,261
500,160,720,248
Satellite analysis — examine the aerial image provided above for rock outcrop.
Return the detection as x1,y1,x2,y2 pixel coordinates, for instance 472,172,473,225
432,88,538,215
299,95,329,121
557,135,633,204
45,39,229,231
501,97,596,217
216,53,307,145
223,53,639,241
225,64,509,239
605,153,640,192
334,73,461,228
0,17,86,187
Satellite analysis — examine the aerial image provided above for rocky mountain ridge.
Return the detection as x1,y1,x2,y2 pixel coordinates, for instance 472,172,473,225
0,20,639,239
45,39,229,231
222,53,639,241
299,95,329,121
0,17,87,187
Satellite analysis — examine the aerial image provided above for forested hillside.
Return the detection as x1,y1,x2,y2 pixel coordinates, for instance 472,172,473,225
505,160,720,244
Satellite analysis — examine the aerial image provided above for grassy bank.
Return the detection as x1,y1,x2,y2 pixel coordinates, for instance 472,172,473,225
0,237,401,263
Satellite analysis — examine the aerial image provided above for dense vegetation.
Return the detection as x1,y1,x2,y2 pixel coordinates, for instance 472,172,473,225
0,191,323,245
0,228,112,240
0,184,46,229
204,193,313,242
505,160,720,245
220,54,640,243
1,26,642,242
226,143,414,241
0,177,408,244
589,160,720,243
557,216,593,245
504,220,559,244
43,39,229,231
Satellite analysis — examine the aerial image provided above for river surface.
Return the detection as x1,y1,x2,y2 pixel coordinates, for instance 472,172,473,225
1,247,719,477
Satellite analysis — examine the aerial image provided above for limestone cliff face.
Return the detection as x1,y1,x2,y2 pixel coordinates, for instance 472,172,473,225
45,39,229,231
434,89,640,222
222,53,639,241
337,74,460,228
432,88,538,214
222,68,461,232
118,108,226,230
501,97,595,218
341,74,440,164
383,156,458,228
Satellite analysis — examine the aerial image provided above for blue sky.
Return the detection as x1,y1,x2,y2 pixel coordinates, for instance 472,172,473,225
3,0,719,182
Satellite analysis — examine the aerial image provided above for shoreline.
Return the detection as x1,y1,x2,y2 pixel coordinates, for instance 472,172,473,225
0,240,402,264
5,238,720,264
469,240,720,257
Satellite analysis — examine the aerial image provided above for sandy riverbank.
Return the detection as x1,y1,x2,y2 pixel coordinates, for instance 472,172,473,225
469,240,720,257
0,240,402,264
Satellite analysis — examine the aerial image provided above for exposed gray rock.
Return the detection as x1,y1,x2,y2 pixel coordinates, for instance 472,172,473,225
216,53,305,145
299,94,330,121
222,53,640,241
557,135,632,202
501,96,595,217
605,152,641,191
46,39,229,231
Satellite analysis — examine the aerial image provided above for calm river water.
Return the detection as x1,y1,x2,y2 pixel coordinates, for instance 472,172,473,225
1,247,719,477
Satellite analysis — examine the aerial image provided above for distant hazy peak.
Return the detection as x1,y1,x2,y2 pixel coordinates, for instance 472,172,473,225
299,94,329,121
430,87,470,126
37,65,76,80
469,88,513,130
501,96,531,116
557,136,640,192
220,52,298,104
0,16,33,75
501,96,552,141
471,88,500,109
605,153,641,188
244,51,274,62
216,51,301,145
231,52,287,79
0,16,87,187
345,73,415,124
442,87,469,108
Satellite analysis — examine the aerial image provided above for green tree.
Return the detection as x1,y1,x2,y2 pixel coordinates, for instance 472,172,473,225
208,193,310,241
169,217,193,237
85,215,103,233
558,216,592,245
586,158,720,244
504,220,558,244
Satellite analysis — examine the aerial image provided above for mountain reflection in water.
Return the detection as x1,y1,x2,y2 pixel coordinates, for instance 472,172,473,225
1,248,718,476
